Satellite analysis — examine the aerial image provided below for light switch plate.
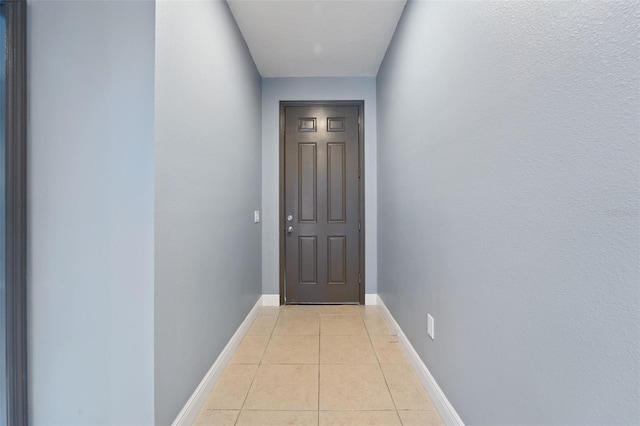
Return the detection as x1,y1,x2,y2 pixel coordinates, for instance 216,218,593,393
427,314,435,339
254,210,260,223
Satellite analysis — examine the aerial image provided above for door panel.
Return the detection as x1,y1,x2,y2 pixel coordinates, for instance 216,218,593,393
298,143,317,222
284,104,361,303
328,236,347,285
299,236,317,284
327,143,346,223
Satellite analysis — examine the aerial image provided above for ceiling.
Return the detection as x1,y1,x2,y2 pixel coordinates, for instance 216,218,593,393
227,0,407,78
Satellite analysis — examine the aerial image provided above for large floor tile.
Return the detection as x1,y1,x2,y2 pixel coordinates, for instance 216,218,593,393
320,335,377,364
320,315,367,335
281,305,323,317
397,410,445,426
201,364,258,409
319,364,395,410
370,335,408,364
363,314,393,335
244,364,319,410
230,335,269,364
262,335,319,364
236,410,318,426
360,305,382,315
193,409,239,426
246,316,278,335
257,306,281,316
320,305,361,315
319,410,401,426
381,364,436,410
272,315,320,335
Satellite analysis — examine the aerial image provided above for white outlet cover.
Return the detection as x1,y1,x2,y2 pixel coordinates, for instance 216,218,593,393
254,210,260,223
427,314,435,340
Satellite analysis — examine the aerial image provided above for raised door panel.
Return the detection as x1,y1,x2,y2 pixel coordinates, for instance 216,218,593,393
327,143,346,223
328,236,347,285
298,143,317,223
298,236,317,284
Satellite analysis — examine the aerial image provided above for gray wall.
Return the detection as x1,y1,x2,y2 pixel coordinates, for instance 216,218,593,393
28,1,155,424
154,1,262,424
262,77,377,295
377,1,639,425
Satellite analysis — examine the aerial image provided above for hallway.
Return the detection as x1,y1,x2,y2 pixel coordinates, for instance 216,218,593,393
194,305,444,425
24,0,639,424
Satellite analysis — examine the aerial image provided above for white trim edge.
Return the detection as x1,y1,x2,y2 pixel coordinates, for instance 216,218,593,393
261,294,280,306
171,296,263,426
365,293,378,305
376,295,465,426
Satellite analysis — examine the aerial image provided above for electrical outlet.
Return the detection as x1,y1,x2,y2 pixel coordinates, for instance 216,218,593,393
427,314,435,340
254,210,260,223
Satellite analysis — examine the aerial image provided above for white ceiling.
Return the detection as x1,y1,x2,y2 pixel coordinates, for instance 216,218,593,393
227,0,407,78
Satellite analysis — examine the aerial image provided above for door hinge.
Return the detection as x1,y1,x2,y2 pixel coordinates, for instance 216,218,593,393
358,222,361,231
358,273,362,284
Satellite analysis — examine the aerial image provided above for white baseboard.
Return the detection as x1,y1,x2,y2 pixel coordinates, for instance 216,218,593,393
365,293,378,305
171,296,263,426
261,294,280,306
376,295,464,426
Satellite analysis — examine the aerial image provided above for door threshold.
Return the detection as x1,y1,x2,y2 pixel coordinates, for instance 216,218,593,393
284,302,360,305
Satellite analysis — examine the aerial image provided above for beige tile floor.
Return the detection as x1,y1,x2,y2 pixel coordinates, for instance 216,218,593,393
194,305,444,426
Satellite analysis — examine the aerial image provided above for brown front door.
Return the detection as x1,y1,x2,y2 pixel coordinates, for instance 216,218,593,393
282,103,363,304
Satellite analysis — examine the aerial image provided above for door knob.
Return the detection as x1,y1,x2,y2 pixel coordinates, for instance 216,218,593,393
287,226,294,234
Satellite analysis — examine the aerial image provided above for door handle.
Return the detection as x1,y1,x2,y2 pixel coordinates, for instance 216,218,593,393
287,226,294,234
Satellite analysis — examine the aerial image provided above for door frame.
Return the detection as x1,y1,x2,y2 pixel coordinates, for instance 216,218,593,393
3,0,28,423
279,100,365,305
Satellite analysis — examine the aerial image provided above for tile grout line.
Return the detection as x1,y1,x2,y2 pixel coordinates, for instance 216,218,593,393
365,307,404,425
234,308,280,426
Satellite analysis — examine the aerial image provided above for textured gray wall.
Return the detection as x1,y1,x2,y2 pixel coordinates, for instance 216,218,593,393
154,1,262,424
377,1,639,424
28,1,155,423
261,77,377,295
